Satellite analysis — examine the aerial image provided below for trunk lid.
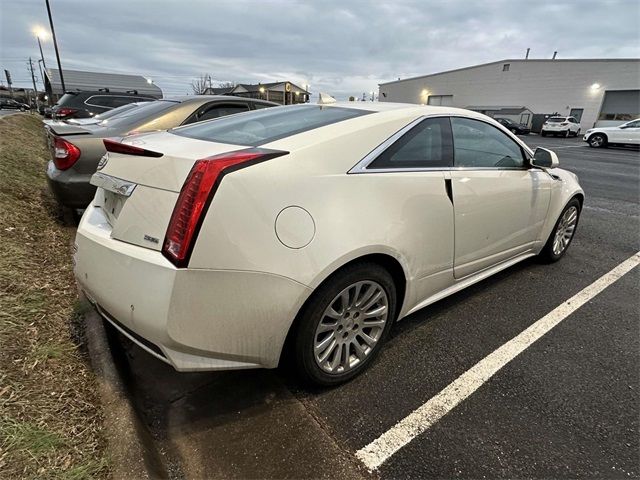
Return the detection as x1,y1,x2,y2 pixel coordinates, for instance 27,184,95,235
91,131,246,251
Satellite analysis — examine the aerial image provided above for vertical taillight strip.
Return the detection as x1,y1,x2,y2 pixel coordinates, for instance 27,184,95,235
161,148,288,268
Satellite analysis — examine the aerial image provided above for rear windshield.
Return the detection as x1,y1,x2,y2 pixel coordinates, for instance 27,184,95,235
546,118,566,123
99,100,176,127
94,102,141,120
172,104,372,146
55,93,78,106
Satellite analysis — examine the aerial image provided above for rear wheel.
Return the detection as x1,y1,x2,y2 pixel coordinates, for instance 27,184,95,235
564,129,570,138
539,198,581,263
294,263,396,386
541,131,547,137
588,133,607,148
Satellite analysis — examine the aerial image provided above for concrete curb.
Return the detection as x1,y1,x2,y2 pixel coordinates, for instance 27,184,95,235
81,294,168,479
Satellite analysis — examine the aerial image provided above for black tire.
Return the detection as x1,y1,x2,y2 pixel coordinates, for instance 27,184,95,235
541,131,547,137
588,133,607,148
575,129,581,137
293,262,397,386
539,198,581,263
564,129,570,138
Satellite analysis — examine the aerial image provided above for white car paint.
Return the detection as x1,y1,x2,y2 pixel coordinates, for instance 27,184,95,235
74,103,583,373
583,118,640,147
541,116,581,137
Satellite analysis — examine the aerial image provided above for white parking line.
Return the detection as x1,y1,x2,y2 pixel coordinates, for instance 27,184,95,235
356,252,640,471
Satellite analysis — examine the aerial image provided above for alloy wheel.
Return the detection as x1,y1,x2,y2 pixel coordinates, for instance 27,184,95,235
552,206,578,255
590,135,603,147
313,281,389,374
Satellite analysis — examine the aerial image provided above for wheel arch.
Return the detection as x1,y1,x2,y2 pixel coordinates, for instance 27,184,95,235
588,131,608,142
278,251,408,367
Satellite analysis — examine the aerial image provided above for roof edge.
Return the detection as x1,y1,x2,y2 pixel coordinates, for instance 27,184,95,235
379,58,640,86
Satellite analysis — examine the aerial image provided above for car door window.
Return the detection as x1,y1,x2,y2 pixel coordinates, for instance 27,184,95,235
451,117,525,168
187,103,250,124
367,117,453,169
624,120,640,128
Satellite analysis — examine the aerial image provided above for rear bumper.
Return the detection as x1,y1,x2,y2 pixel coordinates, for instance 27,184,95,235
46,161,96,208
74,203,312,371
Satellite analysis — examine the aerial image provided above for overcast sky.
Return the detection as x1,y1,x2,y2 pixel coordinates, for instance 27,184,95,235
1,0,638,99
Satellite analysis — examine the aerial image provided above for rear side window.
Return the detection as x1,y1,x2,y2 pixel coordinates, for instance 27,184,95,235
546,118,565,123
85,95,149,109
368,117,453,169
173,105,372,146
451,117,524,168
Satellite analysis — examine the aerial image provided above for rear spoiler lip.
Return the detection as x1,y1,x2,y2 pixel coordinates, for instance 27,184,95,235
103,138,164,158
44,122,93,137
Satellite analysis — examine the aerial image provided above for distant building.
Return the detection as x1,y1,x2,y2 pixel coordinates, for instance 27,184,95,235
44,68,163,101
379,58,640,130
203,81,310,105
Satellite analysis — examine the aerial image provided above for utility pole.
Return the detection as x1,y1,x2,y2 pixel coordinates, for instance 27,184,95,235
45,0,66,93
4,69,13,98
28,57,40,110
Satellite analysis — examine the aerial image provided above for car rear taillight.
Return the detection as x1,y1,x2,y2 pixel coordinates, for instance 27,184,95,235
56,107,78,118
103,139,163,157
162,148,288,267
53,137,81,170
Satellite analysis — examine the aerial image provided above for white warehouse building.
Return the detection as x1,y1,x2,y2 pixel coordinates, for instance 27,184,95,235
379,58,640,132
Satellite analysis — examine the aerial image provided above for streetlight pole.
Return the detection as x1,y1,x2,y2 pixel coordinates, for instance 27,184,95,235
37,35,48,72
45,0,66,93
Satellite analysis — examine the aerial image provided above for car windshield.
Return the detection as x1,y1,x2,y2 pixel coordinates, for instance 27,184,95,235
547,118,566,123
172,104,373,146
98,100,177,127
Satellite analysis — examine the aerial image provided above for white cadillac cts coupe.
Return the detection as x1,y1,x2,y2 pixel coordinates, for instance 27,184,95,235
75,101,583,385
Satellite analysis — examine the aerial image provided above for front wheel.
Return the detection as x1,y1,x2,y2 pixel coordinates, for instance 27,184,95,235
541,131,547,137
539,198,581,263
293,263,397,386
588,133,607,148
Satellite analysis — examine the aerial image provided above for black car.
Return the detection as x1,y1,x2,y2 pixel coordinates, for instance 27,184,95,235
495,117,530,135
0,98,31,111
51,90,158,120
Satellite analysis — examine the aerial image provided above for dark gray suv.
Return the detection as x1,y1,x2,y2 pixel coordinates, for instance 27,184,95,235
51,90,158,120
46,96,277,210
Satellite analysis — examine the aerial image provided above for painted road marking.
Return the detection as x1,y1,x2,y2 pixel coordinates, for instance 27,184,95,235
356,252,640,471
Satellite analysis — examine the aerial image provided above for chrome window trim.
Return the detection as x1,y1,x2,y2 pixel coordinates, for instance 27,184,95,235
349,113,534,174
90,172,137,197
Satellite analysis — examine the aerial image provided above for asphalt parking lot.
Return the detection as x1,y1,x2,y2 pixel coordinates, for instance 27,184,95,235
113,135,639,479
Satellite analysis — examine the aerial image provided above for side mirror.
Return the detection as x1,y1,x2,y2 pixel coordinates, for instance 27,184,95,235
532,147,559,168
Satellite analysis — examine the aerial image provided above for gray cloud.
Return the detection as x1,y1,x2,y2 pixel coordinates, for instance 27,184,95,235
1,0,638,99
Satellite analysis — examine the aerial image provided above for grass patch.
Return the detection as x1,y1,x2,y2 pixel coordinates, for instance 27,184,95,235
0,114,109,478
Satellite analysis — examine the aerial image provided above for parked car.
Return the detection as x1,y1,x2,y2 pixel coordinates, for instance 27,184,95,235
583,118,640,148
540,116,581,137
495,117,530,135
46,96,277,210
0,98,30,111
51,90,158,120
65,101,148,126
73,102,584,386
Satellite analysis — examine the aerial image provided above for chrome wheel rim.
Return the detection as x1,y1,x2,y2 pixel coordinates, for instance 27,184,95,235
591,136,603,147
552,206,578,255
313,281,389,374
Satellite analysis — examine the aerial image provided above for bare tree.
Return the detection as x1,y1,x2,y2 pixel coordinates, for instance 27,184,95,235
218,81,236,88
190,74,213,95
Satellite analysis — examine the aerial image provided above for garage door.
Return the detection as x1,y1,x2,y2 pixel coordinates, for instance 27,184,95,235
598,90,640,123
